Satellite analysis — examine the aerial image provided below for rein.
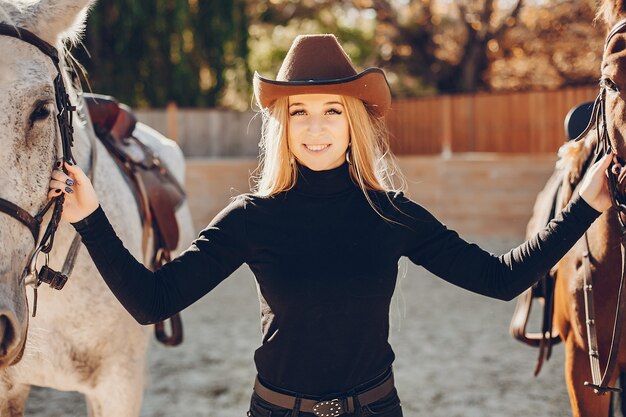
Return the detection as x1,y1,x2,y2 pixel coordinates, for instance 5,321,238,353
573,18,626,395
0,23,94,317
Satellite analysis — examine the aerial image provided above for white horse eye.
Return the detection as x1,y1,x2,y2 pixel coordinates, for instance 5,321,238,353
29,101,52,127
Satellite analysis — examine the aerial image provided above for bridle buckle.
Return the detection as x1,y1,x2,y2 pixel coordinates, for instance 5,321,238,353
312,399,344,417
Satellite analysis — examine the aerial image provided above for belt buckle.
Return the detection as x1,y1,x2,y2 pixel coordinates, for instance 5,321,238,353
312,399,344,417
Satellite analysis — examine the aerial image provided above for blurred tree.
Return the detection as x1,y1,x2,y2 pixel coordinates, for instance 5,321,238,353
248,0,603,98
248,0,525,97
486,0,603,91
353,0,524,94
75,0,250,108
75,0,605,108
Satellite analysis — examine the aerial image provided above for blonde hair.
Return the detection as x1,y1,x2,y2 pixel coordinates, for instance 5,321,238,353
252,95,406,202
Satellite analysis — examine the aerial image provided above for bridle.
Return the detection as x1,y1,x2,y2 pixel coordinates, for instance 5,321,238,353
572,18,626,395
0,23,79,312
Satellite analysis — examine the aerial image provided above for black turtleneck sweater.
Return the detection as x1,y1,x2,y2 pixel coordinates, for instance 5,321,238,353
73,161,600,396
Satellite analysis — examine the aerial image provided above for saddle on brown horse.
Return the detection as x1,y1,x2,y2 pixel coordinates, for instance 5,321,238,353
510,101,596,375
84,93,186,346
509,169,564,375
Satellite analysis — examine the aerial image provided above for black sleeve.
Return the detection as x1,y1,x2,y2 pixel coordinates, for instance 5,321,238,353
72,196,250,324
400,193,601,301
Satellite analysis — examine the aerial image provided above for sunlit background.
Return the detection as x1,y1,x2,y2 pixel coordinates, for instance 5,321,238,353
74,0,603,110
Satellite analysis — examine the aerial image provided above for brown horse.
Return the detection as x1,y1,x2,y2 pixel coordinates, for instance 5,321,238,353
524,2,626,416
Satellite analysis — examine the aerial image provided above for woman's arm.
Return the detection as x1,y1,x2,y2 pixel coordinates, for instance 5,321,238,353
402,194,599,301
399,153,612,301
50,162,249,324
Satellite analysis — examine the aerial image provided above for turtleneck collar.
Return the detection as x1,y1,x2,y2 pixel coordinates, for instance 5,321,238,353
292,161,357,197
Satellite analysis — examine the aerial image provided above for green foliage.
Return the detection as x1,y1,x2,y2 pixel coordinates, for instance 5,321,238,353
75,0,249,108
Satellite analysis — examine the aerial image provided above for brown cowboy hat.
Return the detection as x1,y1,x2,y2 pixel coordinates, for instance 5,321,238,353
253,34,392,117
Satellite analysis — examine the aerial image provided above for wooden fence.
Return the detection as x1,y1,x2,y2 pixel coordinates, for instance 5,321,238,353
386,86,598,154
136,86,599,157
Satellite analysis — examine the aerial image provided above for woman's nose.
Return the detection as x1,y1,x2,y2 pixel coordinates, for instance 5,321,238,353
306,116,323,134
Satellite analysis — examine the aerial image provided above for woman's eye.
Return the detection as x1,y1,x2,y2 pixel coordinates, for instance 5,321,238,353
326,108,342,115
29,102,51,126
289,110,305,116
601,78,620,93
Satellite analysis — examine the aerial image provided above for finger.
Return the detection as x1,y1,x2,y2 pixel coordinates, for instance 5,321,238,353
592,153,612,168
51,169,74,185
64,162,88,182
47,188,62,200
590,153,613,174
49,179,68,190
601,152,614,168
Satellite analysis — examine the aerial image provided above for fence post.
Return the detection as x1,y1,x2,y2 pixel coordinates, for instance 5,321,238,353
441,95,452,159
166,101,178,142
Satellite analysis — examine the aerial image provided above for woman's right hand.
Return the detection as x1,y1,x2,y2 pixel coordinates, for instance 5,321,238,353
49,161,100,223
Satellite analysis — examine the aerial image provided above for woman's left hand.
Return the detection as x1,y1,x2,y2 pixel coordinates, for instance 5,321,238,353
579,153,614,212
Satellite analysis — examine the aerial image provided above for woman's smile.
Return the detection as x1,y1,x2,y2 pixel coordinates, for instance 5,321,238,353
304,144,331,152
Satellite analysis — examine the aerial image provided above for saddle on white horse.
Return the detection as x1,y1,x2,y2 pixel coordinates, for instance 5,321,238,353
84,93,186,346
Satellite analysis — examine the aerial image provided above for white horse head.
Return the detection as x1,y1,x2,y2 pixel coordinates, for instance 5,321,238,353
0,0,95,368
0,2,193,414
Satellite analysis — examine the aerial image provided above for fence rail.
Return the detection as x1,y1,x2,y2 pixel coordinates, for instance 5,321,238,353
386,86,598,154
135,86,599,157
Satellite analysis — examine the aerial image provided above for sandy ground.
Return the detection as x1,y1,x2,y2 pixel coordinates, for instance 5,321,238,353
25,237,576,417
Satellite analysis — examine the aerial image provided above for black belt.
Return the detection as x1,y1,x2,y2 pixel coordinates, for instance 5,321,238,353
253,373,395,417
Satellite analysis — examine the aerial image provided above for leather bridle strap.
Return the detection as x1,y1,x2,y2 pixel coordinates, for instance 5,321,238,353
605,19,626,52
0,199,42,242
0,23,76,164
0,22,87,320
0,23,76,248
582,231,626,394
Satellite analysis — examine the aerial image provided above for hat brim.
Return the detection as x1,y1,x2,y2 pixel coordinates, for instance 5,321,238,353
253,68,391,117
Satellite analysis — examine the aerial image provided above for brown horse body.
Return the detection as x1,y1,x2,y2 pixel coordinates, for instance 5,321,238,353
529,3,626,414
554,188,625,415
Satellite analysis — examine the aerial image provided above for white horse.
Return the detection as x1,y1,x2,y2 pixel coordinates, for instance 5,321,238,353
0,0,195,415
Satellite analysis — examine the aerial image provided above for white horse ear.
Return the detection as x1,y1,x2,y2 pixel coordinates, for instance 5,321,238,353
3,0,96,46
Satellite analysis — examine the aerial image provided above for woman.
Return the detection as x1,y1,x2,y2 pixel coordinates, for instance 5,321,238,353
50,34,612,417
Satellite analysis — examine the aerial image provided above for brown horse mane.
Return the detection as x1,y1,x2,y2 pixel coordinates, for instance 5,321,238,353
597,0,626,28
556,133,597,209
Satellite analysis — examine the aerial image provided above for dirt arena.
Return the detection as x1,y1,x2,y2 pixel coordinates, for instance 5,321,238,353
25,237,575,417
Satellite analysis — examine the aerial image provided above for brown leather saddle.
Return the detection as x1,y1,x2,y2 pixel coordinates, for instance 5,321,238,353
510,101,596,375
509,169,563,375
84,93,186,346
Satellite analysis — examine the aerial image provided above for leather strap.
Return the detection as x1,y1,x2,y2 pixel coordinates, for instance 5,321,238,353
0,199,40,241
0,24,58,63
605,18,626,53
0,23,76,165
253,373,394,415
581,230,626,394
